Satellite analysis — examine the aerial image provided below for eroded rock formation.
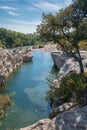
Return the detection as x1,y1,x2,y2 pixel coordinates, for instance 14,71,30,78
51,51,87,78
0,47,33,85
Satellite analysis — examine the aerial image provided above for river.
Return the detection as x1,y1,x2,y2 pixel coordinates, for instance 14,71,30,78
0,50,57,130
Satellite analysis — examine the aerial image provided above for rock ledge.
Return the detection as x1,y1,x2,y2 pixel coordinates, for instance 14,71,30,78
20,105,87,130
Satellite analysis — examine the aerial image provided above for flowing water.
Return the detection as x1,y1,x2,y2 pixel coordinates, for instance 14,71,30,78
0,50,57,130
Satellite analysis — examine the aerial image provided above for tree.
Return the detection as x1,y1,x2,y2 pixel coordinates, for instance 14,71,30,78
37,13,57,42
0,28,39,48
56,0,87,73
37,0,87,73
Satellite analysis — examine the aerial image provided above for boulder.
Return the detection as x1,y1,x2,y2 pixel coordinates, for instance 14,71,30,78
20,105,87,130
55,105,87,130
51,51,64,68
49,102,78,119
20,119,55,130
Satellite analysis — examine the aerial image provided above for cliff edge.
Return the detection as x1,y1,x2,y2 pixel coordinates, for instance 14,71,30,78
0,47,33,86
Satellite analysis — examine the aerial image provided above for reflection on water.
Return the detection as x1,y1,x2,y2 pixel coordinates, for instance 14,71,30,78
1,50,57,130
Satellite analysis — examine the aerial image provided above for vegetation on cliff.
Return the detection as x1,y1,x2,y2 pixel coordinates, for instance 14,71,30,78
0,93,14,119
46,71,87,108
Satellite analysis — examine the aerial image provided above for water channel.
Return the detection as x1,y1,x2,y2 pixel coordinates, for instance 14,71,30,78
1,50,57,130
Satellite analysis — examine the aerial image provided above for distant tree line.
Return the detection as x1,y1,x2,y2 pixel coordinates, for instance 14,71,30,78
0,28,40,48
37,0,87,73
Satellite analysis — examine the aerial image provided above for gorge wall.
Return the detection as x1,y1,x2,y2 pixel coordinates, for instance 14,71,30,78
51,51,87,78
0,47,33,86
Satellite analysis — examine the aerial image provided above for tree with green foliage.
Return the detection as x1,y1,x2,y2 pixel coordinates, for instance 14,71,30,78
0,28,39,48
37,0,87,74
37,13,57,42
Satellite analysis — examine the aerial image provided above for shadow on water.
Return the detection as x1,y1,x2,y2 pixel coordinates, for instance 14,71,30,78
0,50,58,130
50,65,59,76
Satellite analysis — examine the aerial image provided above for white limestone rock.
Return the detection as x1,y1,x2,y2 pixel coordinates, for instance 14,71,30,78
0,47,33,85
20,105,87,130
51,51,87,78
49,102,78,119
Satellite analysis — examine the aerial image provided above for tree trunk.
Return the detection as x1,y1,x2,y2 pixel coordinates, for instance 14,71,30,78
78,58,84,74
77,49,84,74
69,49,84,74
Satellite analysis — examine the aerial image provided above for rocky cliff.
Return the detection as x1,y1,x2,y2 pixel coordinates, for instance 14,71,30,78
0,47,33,86
20,105,87,130
51,51,87,78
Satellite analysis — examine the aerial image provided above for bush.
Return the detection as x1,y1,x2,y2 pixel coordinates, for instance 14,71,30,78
46,71,87,107
46,78,64,107
60,71,87,104
46,84,60,106
78,40,87,50
33,41,44,48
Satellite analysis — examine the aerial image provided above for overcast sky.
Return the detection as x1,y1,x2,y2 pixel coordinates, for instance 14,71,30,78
0,0,72,34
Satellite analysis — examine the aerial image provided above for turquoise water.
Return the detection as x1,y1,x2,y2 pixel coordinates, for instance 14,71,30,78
1,50,57,130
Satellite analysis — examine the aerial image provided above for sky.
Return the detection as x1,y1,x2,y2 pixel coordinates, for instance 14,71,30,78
0,0,72,34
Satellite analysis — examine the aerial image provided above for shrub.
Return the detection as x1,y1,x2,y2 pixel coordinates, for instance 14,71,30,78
46,78,64,107
46,84,60,106
60,71,87,104
78,40,87,50
46,71,87,107
33,41,44,48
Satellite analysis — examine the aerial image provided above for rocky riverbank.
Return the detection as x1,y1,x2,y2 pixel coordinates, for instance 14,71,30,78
33,44,57,52
51,51,87,78
20,104,87,130
0,47,33,86
20,50,87,130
